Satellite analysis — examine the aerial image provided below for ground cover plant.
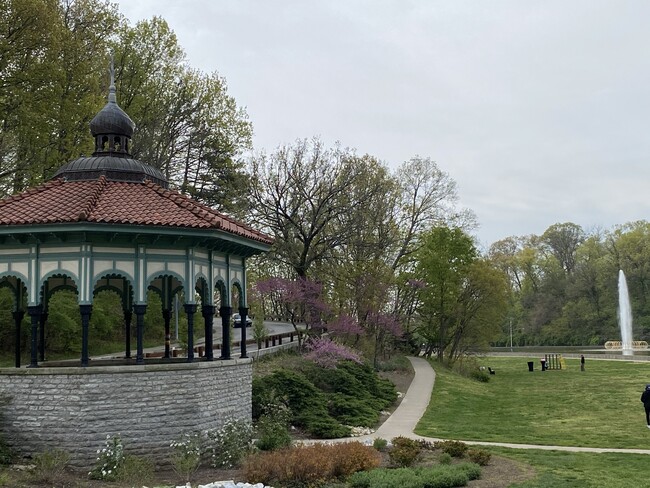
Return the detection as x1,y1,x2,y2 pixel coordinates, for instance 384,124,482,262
416,356,650,448
252,357,397,438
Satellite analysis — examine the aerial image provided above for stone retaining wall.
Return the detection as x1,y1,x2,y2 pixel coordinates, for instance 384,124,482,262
0,359,252,469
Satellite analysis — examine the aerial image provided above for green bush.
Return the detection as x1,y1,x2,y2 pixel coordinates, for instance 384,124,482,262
439,452,452,465
467,448,491,466
0,436,13,466
327,393,380,427
255,401,292,451
373,437,388,451
388,437,421,467
31,448,69,484
89,434,124,481
469,369,490,382
255,415,292,451
115,455,154,485
169,432,202,483
207,419,254,467
435,440,468,458
295,413,350,439
253,360,400,440
348,463,481,488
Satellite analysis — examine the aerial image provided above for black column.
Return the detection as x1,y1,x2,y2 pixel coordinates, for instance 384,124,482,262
13,310,25,368
39,312,47,361
133,304,146,365
79,304,92,367
28,305,42,368
123,309,132,358
239,306,249,359
202,305,215,361
162,309,171,359
219,306,232,360
184,304,197,362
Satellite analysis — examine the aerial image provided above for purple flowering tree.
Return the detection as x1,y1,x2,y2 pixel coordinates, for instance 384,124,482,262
304,337,362,369
254,277,331,349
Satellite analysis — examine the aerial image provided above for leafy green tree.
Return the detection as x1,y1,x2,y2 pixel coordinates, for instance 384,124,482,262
415,227,478,363
114,18,252,214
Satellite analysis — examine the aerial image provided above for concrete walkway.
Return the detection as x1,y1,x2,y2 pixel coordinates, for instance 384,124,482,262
359,356,650,455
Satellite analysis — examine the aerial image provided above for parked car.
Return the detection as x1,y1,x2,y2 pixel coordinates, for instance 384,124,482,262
232,313,252,328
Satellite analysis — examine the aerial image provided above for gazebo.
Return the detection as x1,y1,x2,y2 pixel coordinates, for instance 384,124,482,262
0,65,273,467
0,65,272,368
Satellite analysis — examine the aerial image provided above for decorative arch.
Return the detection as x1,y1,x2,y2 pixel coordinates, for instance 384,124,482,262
0,275,28,312
41,274,79,305
231,279,244,308
93,269,135,290
195,275,210,305
214,278,227,307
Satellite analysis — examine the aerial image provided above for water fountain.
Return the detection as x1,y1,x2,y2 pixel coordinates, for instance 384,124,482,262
604,270,649,353
618,269,634,356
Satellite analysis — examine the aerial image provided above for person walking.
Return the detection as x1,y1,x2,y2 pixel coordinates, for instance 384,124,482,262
580,355,585,371
642,384,650,429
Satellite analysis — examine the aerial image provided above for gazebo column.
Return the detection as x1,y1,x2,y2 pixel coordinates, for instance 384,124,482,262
133,304,146,365
219,306,232,360
80,304,92,367
123,309,132,358
184,304,197,363
202,305,215,361
39,312,47,361
162,309,171,359
239,306,249,359
13,310,25,368
28,305,42,368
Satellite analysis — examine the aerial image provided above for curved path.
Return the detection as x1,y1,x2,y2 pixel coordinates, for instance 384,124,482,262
360,356,650,455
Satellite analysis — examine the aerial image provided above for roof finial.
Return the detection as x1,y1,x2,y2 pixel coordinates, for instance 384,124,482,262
108,53,116,103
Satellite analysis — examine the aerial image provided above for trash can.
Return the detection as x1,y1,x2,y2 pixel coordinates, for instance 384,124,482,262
528,361,534,372
540,359,546,371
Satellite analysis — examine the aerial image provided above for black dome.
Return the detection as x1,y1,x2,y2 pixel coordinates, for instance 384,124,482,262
53,156,168,188
90,101,135,138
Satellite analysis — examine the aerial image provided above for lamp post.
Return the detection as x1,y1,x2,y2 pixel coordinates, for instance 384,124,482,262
509,319,513,352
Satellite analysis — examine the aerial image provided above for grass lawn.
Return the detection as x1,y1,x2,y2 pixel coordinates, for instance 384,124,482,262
415,356,650,448
488,448,650,488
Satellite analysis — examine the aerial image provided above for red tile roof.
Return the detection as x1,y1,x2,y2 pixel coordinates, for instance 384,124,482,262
0,177,273,245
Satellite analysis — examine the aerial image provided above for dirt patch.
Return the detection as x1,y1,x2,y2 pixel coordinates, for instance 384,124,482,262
467,455,537,487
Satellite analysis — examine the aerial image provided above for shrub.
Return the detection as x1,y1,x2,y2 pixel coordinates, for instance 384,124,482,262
296,413,351,439
469,368,490,382
439,452,452,465
207,419,254,468
31,448,69,484
255,399,292,451
0,437,13,466
327,393,380,427
348,463,481,488
467,448,491,466
89,434,124,481
373,437,388,451
388,436,421,467
115,454,154,485
170,432,202,483
243,442,380,487
435,440,468,458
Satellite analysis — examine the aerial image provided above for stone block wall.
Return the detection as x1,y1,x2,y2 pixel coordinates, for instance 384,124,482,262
0,359,252,469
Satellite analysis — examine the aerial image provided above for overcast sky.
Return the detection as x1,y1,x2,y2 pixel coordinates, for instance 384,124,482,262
114,0,650,248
